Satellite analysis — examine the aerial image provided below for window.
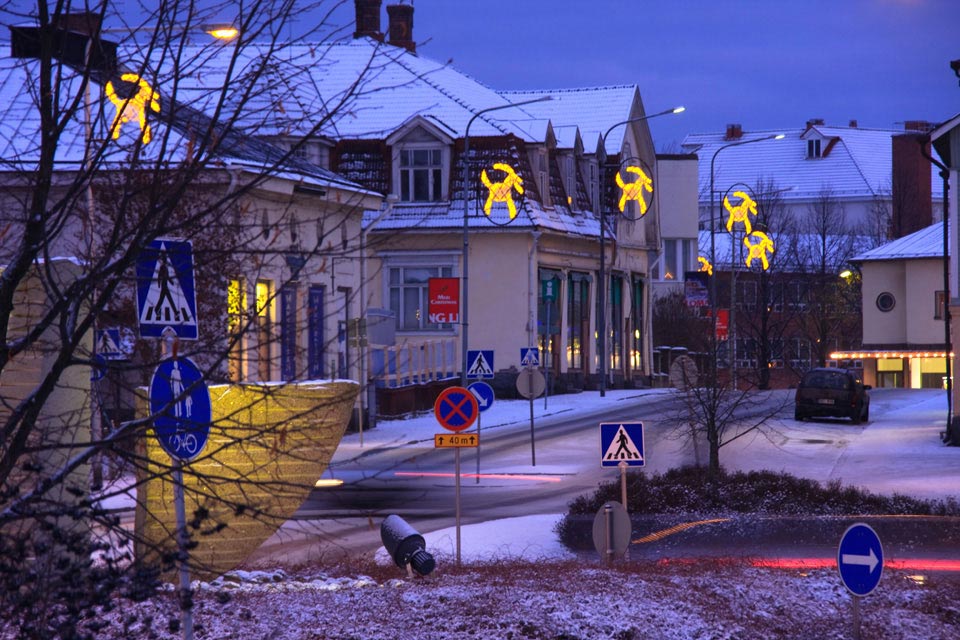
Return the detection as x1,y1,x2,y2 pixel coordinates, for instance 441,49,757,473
664,241,677,280
807,138,822,159
256,280,273,380
630,276,644,372
935,290,946,320
538,270,562,372
388,263,456,331
227,278,246,382
567,272,590,370
876,292,896,312
399,148,443,202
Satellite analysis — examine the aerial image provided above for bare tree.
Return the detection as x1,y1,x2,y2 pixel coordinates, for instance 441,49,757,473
0,2,387,638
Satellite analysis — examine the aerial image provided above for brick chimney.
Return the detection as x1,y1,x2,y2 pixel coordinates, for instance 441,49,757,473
848,119,858,128
724,124,742,141
353,0,383,40
386,3,414,53
890,133,933,238
903,120,934,133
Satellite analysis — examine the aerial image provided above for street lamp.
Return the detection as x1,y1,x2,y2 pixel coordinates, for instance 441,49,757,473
460,96,552,386
597,106,684,396
708,133,784,388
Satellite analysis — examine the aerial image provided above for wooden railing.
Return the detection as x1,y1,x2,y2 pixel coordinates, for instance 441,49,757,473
368,338,458,388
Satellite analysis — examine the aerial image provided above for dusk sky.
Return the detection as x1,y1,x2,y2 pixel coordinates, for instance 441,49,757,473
316,0,960,151
3,1,957,151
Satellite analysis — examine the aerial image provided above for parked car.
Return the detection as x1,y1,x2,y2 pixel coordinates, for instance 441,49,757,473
794,368,871,424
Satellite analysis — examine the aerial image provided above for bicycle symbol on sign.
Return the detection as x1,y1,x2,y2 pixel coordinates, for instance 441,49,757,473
150,357,211,462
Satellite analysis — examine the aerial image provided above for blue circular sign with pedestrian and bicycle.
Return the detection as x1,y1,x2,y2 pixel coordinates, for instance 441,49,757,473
837,522,884,596
149,357,211,461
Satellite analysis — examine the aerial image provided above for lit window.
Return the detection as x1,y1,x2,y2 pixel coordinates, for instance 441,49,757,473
227,278,246,382
256,280,273,380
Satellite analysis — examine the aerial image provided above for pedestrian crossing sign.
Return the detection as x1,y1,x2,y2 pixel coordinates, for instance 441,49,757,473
600,422,645,467
520,347,540,367
95,328,123,359
136,238,199,340
466,350,495,379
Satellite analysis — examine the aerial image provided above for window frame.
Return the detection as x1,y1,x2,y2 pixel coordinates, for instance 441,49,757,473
384,254,460,333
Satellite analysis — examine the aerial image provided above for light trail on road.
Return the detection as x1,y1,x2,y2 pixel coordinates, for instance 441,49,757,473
394,471,564,482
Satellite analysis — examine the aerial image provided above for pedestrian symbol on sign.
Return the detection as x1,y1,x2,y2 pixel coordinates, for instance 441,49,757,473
520,347,540,367
600,422,645,467
466,350,494,379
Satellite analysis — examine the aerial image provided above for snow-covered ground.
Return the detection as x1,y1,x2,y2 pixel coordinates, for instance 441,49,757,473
74,387,960,639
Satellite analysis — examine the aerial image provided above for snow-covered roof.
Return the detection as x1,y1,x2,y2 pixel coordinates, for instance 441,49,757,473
0,45,370,194
682,125,942,202
499,86,640,154
852,222,946,262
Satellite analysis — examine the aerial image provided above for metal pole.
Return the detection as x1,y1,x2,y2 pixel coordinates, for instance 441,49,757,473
455,447,462,566
475,411,481,484
528,368,536,466
173,463,194,640
544,300,550,409
731,228,738,389
461,97,552,387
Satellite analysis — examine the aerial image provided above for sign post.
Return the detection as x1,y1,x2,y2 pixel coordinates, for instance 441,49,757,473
468,381,495,483
517,347,543,466
838,523,884,640
600,422,645,539
434,387,479,566
149,355,211,640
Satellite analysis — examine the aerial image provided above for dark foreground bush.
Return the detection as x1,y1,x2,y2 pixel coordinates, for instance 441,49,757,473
556,466,960,549
566,466,960,517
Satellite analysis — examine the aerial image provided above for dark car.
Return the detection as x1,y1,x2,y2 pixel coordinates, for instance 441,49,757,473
794,368,871,424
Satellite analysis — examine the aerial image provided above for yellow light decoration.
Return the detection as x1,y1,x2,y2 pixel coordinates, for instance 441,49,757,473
743,230,774,270
724,190,758,234
615,165,653,214
105,73,160,144
206,27,239,40
698,256,713,276
480,162,524,219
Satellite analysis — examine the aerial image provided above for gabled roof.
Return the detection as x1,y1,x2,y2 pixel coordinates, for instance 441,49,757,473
852,222,946,262
0,51,370,194
498,86,640,155
144,37,548,143
682,125,942,202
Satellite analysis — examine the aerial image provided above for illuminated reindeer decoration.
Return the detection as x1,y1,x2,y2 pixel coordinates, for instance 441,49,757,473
743,230,775,270
481,163,524,219
615,165,653,214
106,73,161,145
723,190,758,234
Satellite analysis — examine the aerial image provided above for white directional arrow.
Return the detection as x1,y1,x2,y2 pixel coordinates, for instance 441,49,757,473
841,547,880,573
470,388,489,408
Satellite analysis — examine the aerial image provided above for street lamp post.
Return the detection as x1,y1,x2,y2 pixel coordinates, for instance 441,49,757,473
460,96,552,386
708,134,784,388
597,106,684,396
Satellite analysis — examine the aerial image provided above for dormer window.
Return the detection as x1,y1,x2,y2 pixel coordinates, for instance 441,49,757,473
807,138,822,159
399,148,443,201
387,116,454,203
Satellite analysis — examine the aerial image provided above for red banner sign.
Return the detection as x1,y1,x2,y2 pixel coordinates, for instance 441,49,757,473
428,277,460,324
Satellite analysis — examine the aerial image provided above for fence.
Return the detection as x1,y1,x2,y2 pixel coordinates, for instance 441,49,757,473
369,338,458,388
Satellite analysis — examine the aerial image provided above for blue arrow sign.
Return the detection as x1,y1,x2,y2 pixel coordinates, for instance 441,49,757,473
136,238,199,340
468,381,495,412
149,357,211,461
837,523,883,596
600,422,645,467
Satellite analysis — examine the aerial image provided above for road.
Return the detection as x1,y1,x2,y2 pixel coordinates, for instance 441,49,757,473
244,387,960,567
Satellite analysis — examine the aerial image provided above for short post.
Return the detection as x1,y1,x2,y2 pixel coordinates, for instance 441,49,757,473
528,369,536,466
852,595,862,640
172,462,194,640
604,503,614,565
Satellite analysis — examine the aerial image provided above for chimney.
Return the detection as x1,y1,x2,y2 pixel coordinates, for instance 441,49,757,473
806,118,825,128
890,133,933,238
353,0,383,41
386,3,415,53
848,119,858,128
903,120,934,133
724,124,742,141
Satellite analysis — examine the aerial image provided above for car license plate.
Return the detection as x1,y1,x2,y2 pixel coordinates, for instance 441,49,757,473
817,399,834,405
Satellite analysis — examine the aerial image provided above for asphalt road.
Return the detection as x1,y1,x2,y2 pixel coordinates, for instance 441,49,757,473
239,388,960,569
